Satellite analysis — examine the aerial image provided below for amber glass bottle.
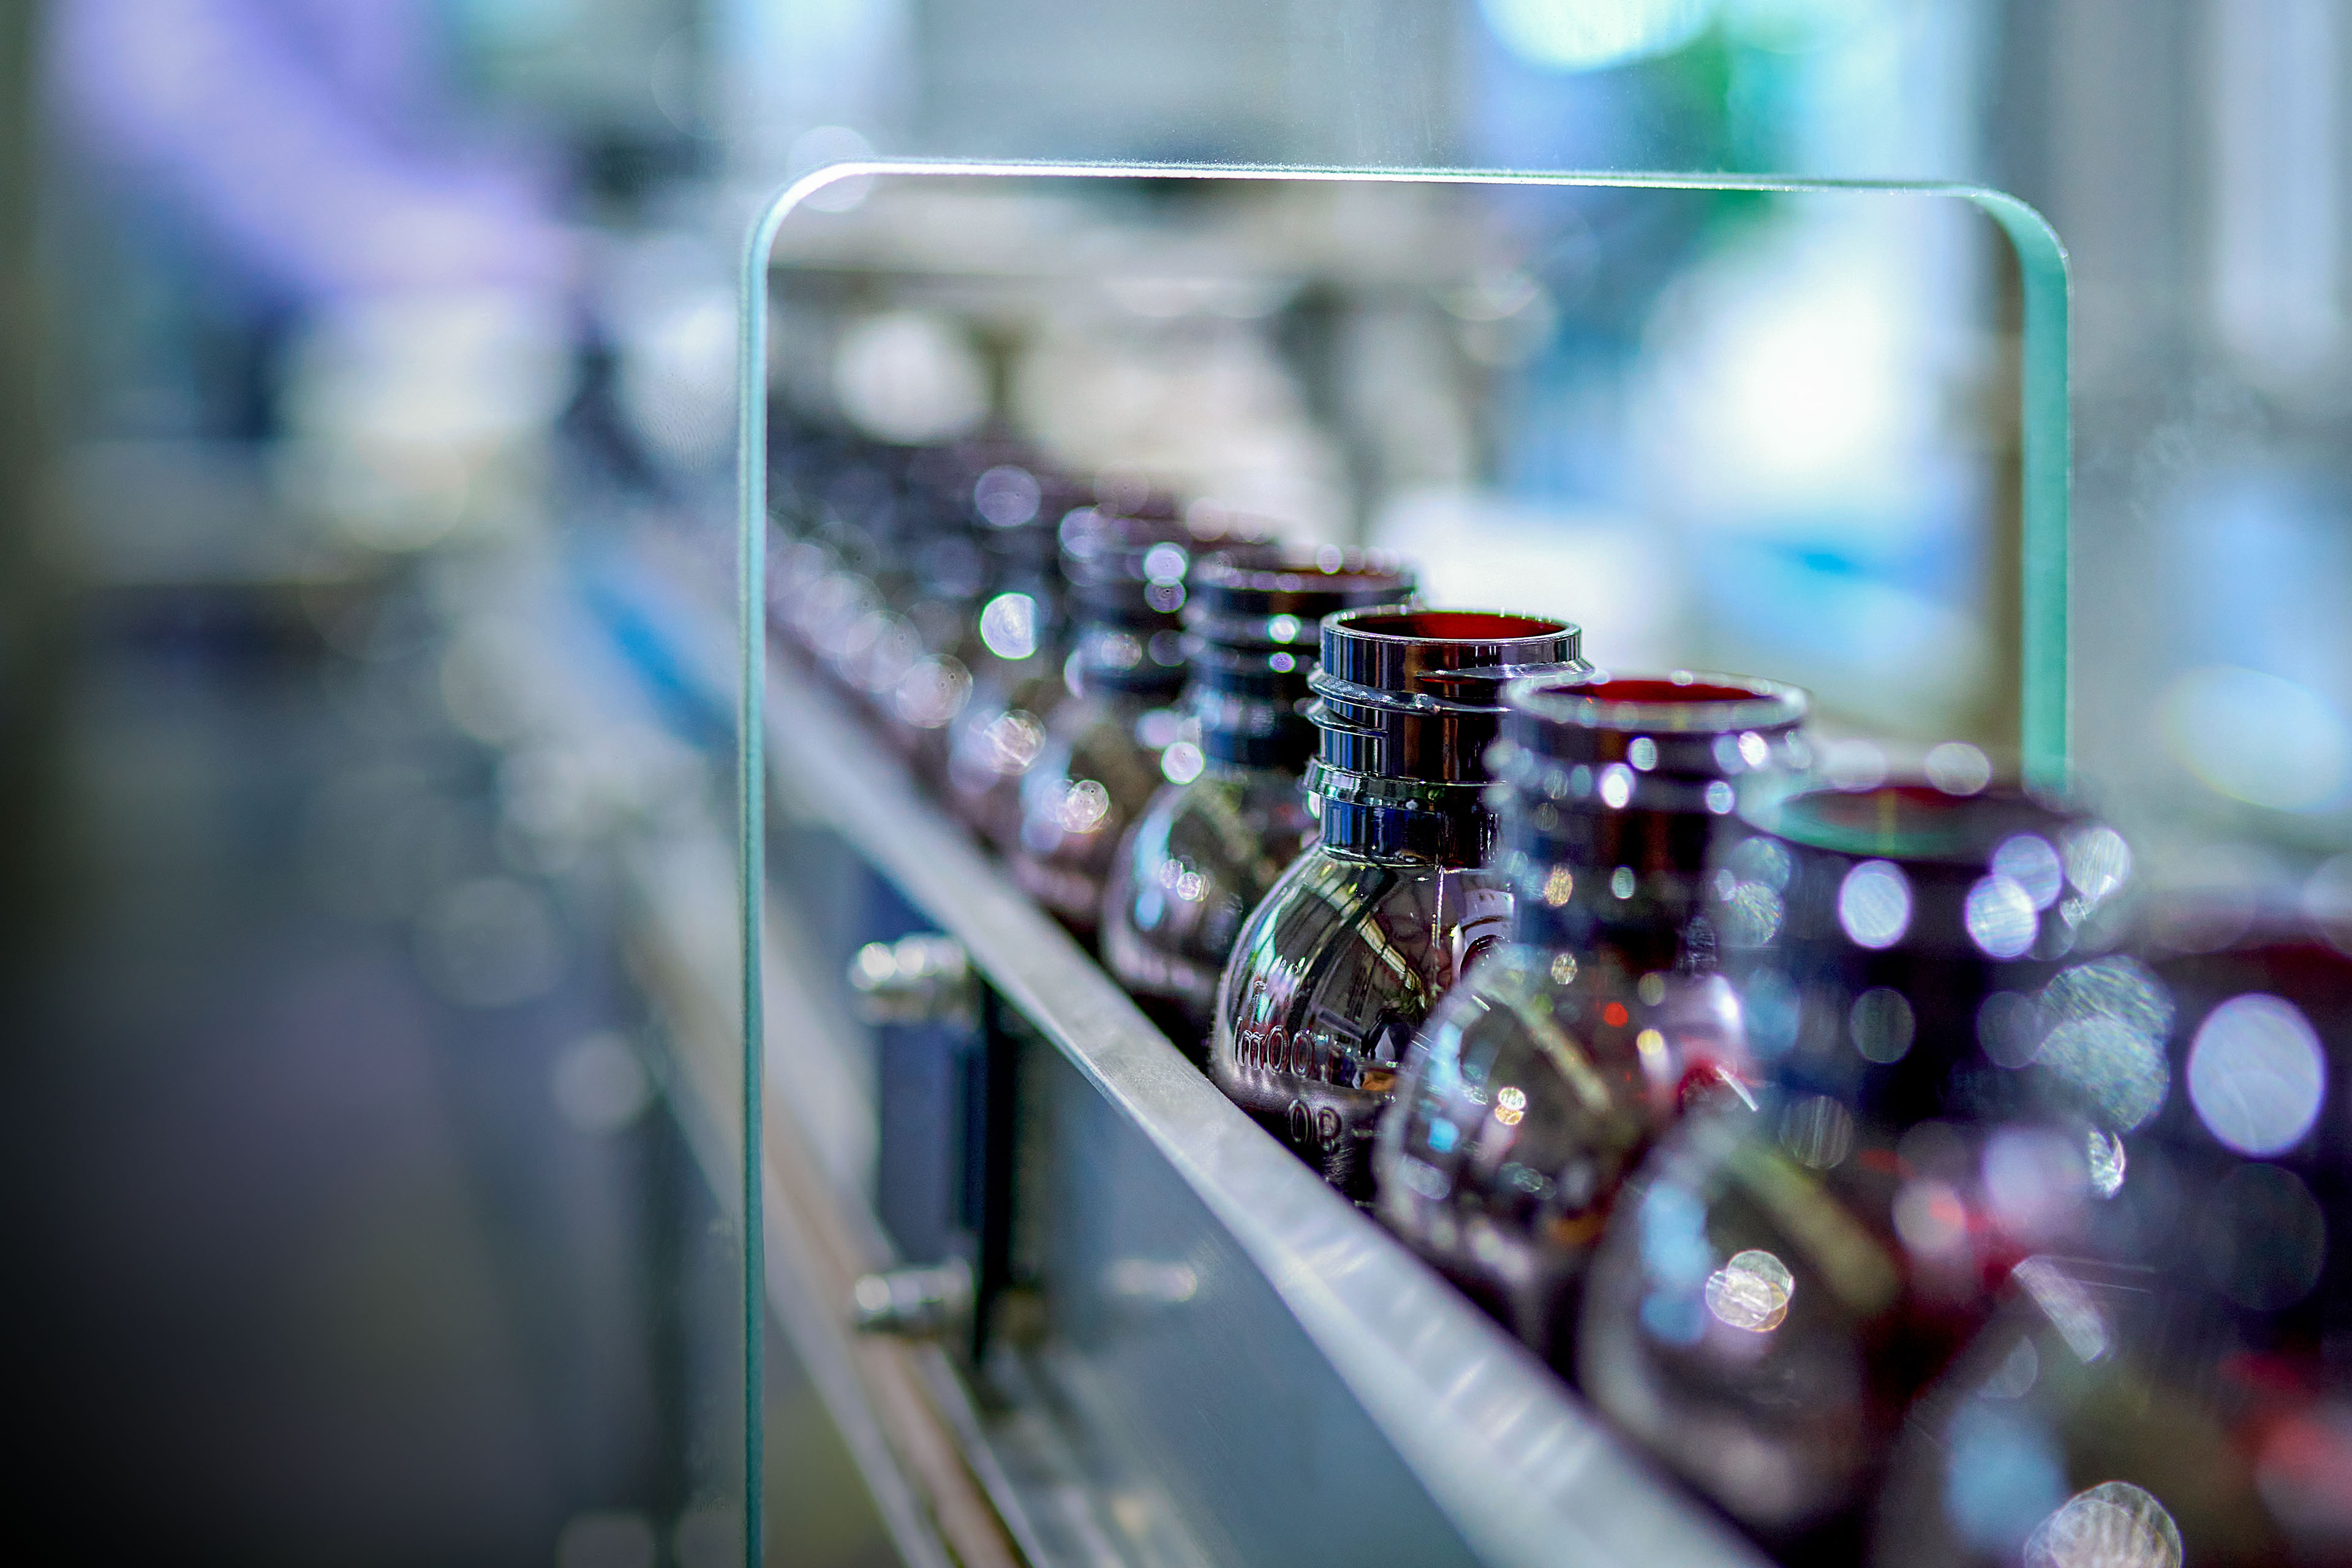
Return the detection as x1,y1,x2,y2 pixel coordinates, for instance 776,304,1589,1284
1207,608,1586,1200
1576,782,2146,1555
1006,505,1194,940
889,459,1085,788
947,498,1171,853
1871,927,2352,1568
1374,672,1808,1363
1099,546,1415,1060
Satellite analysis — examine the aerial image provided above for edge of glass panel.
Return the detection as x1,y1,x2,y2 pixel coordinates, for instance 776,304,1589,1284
734,158,2073,1568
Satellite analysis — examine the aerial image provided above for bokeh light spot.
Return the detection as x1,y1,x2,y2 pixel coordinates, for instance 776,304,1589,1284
1994,834,2064,909
1839,859,1912,949
2023,1481,2181,1568
1966,873,2040,958
1850,986,1916,1063
1926,740,1994,796
2188,993,2326,1156
979,592,1039,660
1704,1248,1794,1332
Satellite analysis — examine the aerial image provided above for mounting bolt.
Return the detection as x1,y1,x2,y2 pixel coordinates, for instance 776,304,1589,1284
846,933,975,1027
850,1257,973,1339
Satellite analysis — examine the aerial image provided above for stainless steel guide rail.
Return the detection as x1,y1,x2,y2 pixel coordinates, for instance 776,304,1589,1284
757,652,1765,1568
734,160,2073,1567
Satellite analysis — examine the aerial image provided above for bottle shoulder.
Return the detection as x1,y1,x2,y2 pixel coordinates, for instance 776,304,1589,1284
1219,848,1515,1044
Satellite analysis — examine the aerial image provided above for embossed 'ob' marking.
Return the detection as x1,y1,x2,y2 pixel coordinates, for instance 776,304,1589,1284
1287,1099,1348,1150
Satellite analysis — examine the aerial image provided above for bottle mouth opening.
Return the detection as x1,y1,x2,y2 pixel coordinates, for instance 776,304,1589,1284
1332,608,1567,643
1507,670,1809,733
1759,781,2076,864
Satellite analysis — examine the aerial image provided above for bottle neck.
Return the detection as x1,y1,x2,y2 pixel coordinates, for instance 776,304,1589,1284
1071,617,1185,700
1186,642,1316,771
1309,765,1494,864
1504,800,1720,971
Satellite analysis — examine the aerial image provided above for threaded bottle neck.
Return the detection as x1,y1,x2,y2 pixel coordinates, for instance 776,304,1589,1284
1306,607,1585,861
1725,782,2137,1133
1184,546,1414,771
1491,672,1809,967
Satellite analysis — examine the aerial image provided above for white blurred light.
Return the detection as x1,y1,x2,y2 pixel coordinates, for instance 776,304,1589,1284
1367,491,1686,671
979,592,1038,660
614,287,735,469
1779,1093,1855,1169
894,658,971,729
2062,824,2135,902
1983,1337,2042,1400
1142,543,1190,584
2188,993,2326,1156
2305,853,2352,954
1839,859,1912,949
1721,881,1784,948
1994,835,2065,910
1893,1178,1970,1259
2024,1483,2181,1568
834,311,989,444
786,125,876,211
1966,874,2040,959
2041,956,2176,1047
2037,1016,2171,1133
1985,1126,2090,1243
1600,763,1634,809
1057,779,1112,834
1703,1248,1794,1332
1823,739,1888,791
2086,1128,2128,1198
975,466,1041,527
1926,741,1994,796
2015,1256,2114,1365
1161,742,1205,785
1136,708,1186,749
1481,0,1716,72
2159,664,2352,812
553,1033,655,1134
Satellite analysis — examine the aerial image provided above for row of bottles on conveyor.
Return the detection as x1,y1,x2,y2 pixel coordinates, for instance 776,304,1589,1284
767,418,2352,1567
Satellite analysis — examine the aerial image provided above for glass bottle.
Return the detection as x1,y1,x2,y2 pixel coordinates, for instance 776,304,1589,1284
943,496,1159,851
888,457,1085,787
1006,505,1194,940
1576,782,2146,1555
1373,672,1809,1365
1207,608,1587,1200
1871,924,2352,1568
1098,546,1415,1058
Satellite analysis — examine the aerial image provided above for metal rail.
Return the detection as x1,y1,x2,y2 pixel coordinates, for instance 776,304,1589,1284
757,655,1763,1568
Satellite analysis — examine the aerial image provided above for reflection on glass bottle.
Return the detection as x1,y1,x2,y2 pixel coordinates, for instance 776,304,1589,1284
1099,546,1415,1058
947,494,1168,852
1008,505,1195,941
892,457,1085,787
1578,782,2144,1553
1873,925,2352,1568
1374,673,1809,1363
1209,608,1587,1201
